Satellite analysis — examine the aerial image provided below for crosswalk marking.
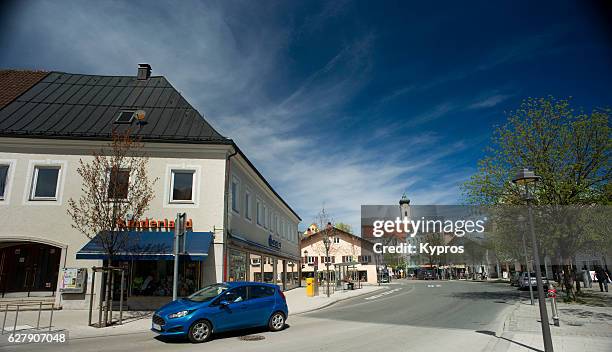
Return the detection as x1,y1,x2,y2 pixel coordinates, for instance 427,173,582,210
364,288,402,300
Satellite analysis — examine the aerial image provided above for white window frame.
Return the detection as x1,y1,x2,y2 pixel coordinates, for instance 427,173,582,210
231,176,240,213
306,256,316,264
334,236,341,244
0,160,16,203
170,169,196,203
164,164,200,208
30,165,62,201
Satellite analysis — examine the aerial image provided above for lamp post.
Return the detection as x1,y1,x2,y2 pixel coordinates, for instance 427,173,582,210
518,215,535,305
323,235,332,297
513,168,553,352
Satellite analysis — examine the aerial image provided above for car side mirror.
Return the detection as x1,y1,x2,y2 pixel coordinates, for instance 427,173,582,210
219,300,230,308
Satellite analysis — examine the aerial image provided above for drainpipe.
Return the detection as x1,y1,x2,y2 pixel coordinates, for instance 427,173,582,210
223,146,239,282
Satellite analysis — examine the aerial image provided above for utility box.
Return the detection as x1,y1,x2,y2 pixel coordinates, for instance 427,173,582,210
306,278,315,297
60,267,87,293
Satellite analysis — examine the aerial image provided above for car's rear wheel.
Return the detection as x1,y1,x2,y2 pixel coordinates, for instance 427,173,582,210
188,320,212,343
268,312,285,332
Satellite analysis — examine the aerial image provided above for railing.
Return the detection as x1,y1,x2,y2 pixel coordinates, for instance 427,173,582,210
0,302,55,334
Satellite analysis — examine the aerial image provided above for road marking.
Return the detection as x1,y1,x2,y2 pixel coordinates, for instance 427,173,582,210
364,288,402,300
426,284,442,287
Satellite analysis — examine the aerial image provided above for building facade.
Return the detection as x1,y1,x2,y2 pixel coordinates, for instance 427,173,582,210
300,226,378,285
0,66,300,309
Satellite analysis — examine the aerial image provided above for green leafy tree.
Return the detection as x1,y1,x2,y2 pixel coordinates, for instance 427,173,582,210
335,222,353,234
463,97,611,299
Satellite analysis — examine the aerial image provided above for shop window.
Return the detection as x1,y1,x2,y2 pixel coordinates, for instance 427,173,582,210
231,177,239,212
171,170,195,202
107,168,129,200
250,253,263,282
228,249,247,282
31,166,60,200
263,256,274,283
0,164,8,200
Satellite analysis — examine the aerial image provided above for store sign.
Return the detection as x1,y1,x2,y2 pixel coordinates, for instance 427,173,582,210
117,218,193,231
268,235,281,250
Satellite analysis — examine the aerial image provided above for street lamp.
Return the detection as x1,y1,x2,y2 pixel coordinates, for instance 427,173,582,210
513,168,554,352
323,222,334,298
518,215,535,306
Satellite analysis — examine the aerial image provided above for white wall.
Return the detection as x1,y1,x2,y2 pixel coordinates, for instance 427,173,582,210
0,138,229,308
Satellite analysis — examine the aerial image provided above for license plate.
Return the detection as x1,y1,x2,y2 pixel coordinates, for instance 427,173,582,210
152,323,161,331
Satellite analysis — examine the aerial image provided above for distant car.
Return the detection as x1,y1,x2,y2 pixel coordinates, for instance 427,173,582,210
510,272,521,286
151,282,288,343
518,272,549,290
418,270,435,280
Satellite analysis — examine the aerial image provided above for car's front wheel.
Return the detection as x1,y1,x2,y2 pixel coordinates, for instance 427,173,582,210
268,312,285,332
188,320,212,343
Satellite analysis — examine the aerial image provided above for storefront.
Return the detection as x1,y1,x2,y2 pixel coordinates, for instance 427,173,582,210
75,231,213,307
226,233,300,291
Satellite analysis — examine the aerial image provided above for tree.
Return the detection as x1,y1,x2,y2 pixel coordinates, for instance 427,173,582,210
463,96,611,299
67,130,157,326
335,222,353,234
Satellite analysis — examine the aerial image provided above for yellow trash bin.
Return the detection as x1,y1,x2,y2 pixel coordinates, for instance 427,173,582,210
306,278,315,297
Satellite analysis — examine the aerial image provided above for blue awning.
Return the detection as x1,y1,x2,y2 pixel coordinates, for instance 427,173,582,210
76,231,213,261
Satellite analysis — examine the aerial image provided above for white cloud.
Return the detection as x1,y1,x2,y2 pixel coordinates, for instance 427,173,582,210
2,0,471,233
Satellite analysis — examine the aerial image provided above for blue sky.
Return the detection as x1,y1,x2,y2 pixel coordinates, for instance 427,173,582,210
1,1,611,231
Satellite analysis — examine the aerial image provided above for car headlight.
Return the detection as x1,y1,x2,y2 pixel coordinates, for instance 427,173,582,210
168,310,191,319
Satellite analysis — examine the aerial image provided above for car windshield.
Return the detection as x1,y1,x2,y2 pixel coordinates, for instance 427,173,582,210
187,284,229,302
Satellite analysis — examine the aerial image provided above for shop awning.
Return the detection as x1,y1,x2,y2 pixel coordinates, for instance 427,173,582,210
76,231,213,260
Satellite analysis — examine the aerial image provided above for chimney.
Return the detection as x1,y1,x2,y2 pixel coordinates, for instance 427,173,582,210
137,63,151,80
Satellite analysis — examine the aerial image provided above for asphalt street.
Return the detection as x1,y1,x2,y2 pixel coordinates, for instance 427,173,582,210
4,280,522,352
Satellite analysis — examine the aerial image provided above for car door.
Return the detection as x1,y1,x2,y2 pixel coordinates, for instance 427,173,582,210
244,285,276,327
209,286,249,331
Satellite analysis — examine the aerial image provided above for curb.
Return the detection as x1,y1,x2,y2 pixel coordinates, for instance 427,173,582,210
290,286,387,316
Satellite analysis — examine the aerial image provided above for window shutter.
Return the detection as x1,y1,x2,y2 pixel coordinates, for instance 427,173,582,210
314,256,319,265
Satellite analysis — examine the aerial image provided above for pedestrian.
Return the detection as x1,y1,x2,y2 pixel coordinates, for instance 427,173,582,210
595,266,609,292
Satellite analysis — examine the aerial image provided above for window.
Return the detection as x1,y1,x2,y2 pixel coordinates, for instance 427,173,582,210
321,256,334,263
108,168,129,199
256,199,263,226
245,191,252,220
342,256,354,263
306,256,316,264
274,214,279,234
0,165,8,200
359,255,371,263
115,110,135,124
249,285,275,299
31,166,60,200
263,204,268,228
215,286,247,304
333,236,340,244
171,170,194,202
231,177,239,212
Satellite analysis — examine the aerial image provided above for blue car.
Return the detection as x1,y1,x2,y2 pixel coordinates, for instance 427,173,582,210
151,282,288,343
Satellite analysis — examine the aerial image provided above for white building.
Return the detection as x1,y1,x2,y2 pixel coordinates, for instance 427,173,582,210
0,65,301,309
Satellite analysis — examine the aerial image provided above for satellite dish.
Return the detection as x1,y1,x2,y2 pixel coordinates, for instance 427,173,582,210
134,110,146,121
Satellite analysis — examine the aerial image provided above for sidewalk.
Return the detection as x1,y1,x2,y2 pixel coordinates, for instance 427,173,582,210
492,289,612,351
0,284,385,340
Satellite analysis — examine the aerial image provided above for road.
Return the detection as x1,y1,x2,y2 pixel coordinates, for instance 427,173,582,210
4,280,522,352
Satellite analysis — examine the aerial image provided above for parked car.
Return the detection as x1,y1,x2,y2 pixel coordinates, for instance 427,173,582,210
509,272,521,286
518,272,549,290
151,282,288,343
417,270,435,280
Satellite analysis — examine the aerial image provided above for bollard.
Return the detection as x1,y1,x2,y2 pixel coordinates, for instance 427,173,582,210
547,287,560,327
